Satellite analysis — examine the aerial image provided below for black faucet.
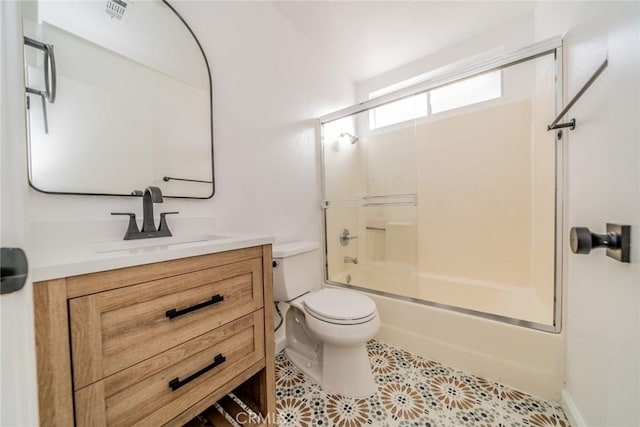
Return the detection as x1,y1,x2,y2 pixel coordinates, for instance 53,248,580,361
111,186,179,240
142,186,163,232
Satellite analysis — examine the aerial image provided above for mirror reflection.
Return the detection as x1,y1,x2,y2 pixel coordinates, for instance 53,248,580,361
23,0,214,198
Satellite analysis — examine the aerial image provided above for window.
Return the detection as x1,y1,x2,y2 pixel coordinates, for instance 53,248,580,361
369,93,428,130
369,70,502,130
430,71,501,114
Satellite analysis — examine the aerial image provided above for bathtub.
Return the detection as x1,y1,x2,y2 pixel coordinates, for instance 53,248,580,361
332,261,553,325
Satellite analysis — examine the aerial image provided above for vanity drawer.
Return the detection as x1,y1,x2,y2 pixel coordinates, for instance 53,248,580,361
70,257,264,390
74,310,265,427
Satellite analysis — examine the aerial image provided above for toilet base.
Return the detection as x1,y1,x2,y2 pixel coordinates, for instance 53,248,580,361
322,343,377,398
285,347,322,386
286,343,377,398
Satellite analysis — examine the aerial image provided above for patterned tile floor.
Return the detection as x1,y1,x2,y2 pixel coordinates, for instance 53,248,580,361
275,340,570,427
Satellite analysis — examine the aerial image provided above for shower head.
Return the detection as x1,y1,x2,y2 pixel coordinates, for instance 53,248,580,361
339,132,359,144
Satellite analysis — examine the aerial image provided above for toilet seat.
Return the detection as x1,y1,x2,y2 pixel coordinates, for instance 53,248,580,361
303,288,377,325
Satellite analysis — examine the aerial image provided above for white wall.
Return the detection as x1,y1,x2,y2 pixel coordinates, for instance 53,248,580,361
356,13,534,102
1,1,354,424
535,2,640,426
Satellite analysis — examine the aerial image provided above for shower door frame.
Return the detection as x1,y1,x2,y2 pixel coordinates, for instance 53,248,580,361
318,36,565,333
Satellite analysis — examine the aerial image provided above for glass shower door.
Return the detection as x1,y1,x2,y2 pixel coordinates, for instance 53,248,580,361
321,45,562,332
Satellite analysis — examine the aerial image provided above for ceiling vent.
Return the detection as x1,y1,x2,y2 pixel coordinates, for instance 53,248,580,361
105,0,128,20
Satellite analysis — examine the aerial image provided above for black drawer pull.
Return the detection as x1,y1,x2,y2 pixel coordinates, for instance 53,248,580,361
165,294,224,319
168,353,226,391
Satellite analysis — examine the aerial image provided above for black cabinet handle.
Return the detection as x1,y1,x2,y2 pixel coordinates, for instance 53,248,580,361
168,354,226,391
165,294,224,319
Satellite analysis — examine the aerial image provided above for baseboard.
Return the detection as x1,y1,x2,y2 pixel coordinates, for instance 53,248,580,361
561,389,587,427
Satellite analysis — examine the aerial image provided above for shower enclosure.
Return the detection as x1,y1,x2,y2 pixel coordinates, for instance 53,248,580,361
320,38,563,332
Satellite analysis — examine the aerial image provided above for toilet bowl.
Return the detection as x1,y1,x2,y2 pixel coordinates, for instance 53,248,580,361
273,241,380,398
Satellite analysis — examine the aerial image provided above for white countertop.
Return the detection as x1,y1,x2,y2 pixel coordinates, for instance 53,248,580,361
30,232,274,282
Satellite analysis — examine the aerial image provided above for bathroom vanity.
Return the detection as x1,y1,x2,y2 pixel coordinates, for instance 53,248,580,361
32,237,275,426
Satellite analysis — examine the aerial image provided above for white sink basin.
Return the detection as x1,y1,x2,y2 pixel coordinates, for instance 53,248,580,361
93,234,230,254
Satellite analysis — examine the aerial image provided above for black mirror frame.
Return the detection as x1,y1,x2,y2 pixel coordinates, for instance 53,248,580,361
24,0,215,199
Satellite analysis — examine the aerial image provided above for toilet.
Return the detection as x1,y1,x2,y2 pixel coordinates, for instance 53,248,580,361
273,241,380,398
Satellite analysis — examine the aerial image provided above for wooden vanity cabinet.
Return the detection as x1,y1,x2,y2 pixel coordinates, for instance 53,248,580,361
34,245,275,427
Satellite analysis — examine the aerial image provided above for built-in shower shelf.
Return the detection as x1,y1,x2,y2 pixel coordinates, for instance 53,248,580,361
322,193,417,208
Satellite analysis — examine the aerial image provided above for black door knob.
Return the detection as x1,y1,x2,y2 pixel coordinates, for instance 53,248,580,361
570,227,618,254
569,224,631,263
569,227,593,254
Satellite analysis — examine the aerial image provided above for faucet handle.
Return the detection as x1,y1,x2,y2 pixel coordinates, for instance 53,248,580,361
339,228,358,246
159,212,179,234
111,213,140,240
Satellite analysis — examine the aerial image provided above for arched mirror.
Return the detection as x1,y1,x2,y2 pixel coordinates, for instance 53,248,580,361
22,0,214,198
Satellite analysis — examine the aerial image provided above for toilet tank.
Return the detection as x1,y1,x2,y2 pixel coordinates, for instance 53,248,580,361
272,241,322,302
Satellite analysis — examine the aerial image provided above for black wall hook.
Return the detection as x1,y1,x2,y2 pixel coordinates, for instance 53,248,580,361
570,223,631,263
